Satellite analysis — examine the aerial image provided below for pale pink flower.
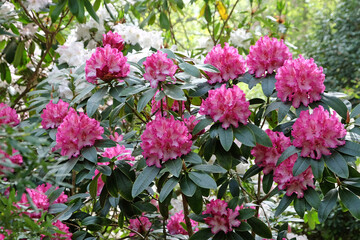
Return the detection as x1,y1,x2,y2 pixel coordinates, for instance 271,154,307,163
199,84,251,129
204,43,246,84
85,44,130,84
0,149,23,175
141,116,192,168
247,36,292,78
55,109,104,158
0,103,19,127
103,30,125,51
292,106,346,159
251,129,291,175
109,132,123,142
128,215,152,237
275,55,325,108
41,99,71,129
167,211,198,235
273,154,315,198
143,51,178,88
102,145,135,163
203,199,241,234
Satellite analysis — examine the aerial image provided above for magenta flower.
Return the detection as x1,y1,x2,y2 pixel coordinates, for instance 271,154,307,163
102,145,135,163
41,221,72,240
0,149,23,175
247,36,292,78
85,44,130,84
151,92,185,116
55,109,104,158
41,99,71,129
275,55,325,108
0,103,19,127
128,215,152,237
182,115,205,137
204,43,246,84
141,116,192,168
143,51,178,88
109,131,123,142
93,168,105,196
199,84,251,129
203,199,241,234
251,129,291,175
35,183,68,204
292,106,346,159
167,211,199,235
273,154,315,198
103,30,125,51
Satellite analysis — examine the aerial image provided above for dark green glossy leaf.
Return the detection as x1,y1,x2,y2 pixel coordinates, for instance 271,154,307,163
218,127,233,151
51,0,67,22
261,75,276,97
193,118,212,135
322,93,348,119
262,171,273,193
81,146,97,163
229,178,240,197
233,125,256,147
304,188,320,209
324,151,349,178
165,157,182,178
189,228,213,240
275,194,295,217
192,164,227,174
87,87,107,117
310,158,324,180
247,123,272,147
180,175,196,197
188,172,217,189
239,208,256,220
318,188,338,223
183,152,202,164
339,188,360,219
132,166,160,197
159,177,178,202
277,146,299,166
159,12,170,30
195,64,220,73
293,156,311,176
337,141,360,157
84,0,99,22
187,188,203,214
137,88,157,112
179,62,201,78
294,197,305,218
243,165,262,180
247,217,272,238
163,84,187,101
350,103,360,118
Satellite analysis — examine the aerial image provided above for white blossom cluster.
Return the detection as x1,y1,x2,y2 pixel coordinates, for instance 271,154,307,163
230,28,252,49
198,36,214,51
55,40,92,67
113,24,163,49
0,1,15,17
24,0,52,12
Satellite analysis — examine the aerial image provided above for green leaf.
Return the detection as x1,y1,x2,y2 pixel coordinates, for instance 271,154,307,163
81,146,97,163
195,64,220,73
350,103,360,118
318,189,338,223
275,194,295,217
226,232,244,240
68,0,79,15
243,165,262,180
239,208,256,220
261,75,276,97
90,173,100,198
247,123,272,147
304,188,320,209
159,12,170,30
188,172,217,189
204,4,211,23
339,188,360,219
164,157,182,178
322,93,348,119
278,101,292,122
179,62,202,78
293,156,311,176
48,187,66,204
84,0,99,22
218,127,233,151
310,158,325,180
337,141,360,157
13,42,24,67
183,152,202,164
160,48,176,59
324,151,349,178
93,0,101,11
233,125,256,147
193,118,212,135
94,139,116,148
235,222,252,232
132,166,160,197
294,197,306,218
187,188,203,214
71,84,96,104
163,84,186,101
0,62,11,83
180,175,196,197
277,146,299,166
82,216,111,226
48,203,68,214
97,165,112,176
228,178,240,197
192,164,227,174
51,0,67,22
119,85,147,96
262,171,273,193
189,228,213,240
159,177,178,202
87,87,107,117
247,217,272,238
137,88,157,112
215,146,232,170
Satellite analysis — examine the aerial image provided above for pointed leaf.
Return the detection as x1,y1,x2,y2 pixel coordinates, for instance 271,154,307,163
193,118,212,135
243,165,262,180
322,93,348,119
218,127,233,151
132,166,160,197
180,175,196,197
277,146,299,166
159,177,178,202
87,87,107,117
81,146,97,163
261,75,276,97
189,228,213,240
337,141,360,157
324,152,349,178
310,158,324,180
304,188,320,210
293,156,311,176
137,88,157,112
275,194,295,217
233,125,256,147
247,217,272,238
247,123,272,147
179,62,201,78
192,164,227,174
339,188,360,219
163,84,187,101
188,172,217,189
318,189,338,223
165,157,182,178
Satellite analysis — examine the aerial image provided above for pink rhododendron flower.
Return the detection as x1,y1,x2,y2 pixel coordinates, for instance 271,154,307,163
141,116,192,168
204,43,246,84
102,145,135,163
85,44,130,84
182,115,205,138
41,99,71,129
247,36,292,78
203,199,241,234
167,211,198,235
93,169,105,196
0,103,19,127
0,148,23,175
55,109,104,158
273,154,315,198
199,84,251,129
251,130,290,175
109,131,123,142
151,93,185,116
128,215,152,237
275,55,325,108
292,106,346,159
35,183,68,204
103,30,125,51
41,220,72,240
143,51,178,88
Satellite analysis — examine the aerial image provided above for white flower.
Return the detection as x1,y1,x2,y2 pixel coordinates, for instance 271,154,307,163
230,28,252,49
287,233,308,240
55,41,91,67
0,2,15,17
21,23,38,36
236,162,249,175
198,37,214,51
24,0,52,12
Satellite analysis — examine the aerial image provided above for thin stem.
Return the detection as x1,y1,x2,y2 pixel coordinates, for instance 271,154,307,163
215,0,241,45
125,102,148,124
181,193,194,237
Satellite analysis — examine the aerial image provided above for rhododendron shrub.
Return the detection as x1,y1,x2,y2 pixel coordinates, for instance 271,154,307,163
40,99,71,129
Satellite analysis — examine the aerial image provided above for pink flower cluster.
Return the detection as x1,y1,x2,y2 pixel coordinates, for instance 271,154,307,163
103,31,125,51
251,129,291,175
182,115,204,137
247,36,292,78
55,109,104,158
275,55,325,108
41,99,71,129
292,106,346,159
0,148,23,175
199,85,251,129
167,211,198,235
93,162,109,196
143,51,178,88
204,43,246,84
273,154,315,198
85,44,130,84
128,215,152,237
141,116,192,168
0,103,19,127
102,145,135,163
41,220,72,240
203,199,241,234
